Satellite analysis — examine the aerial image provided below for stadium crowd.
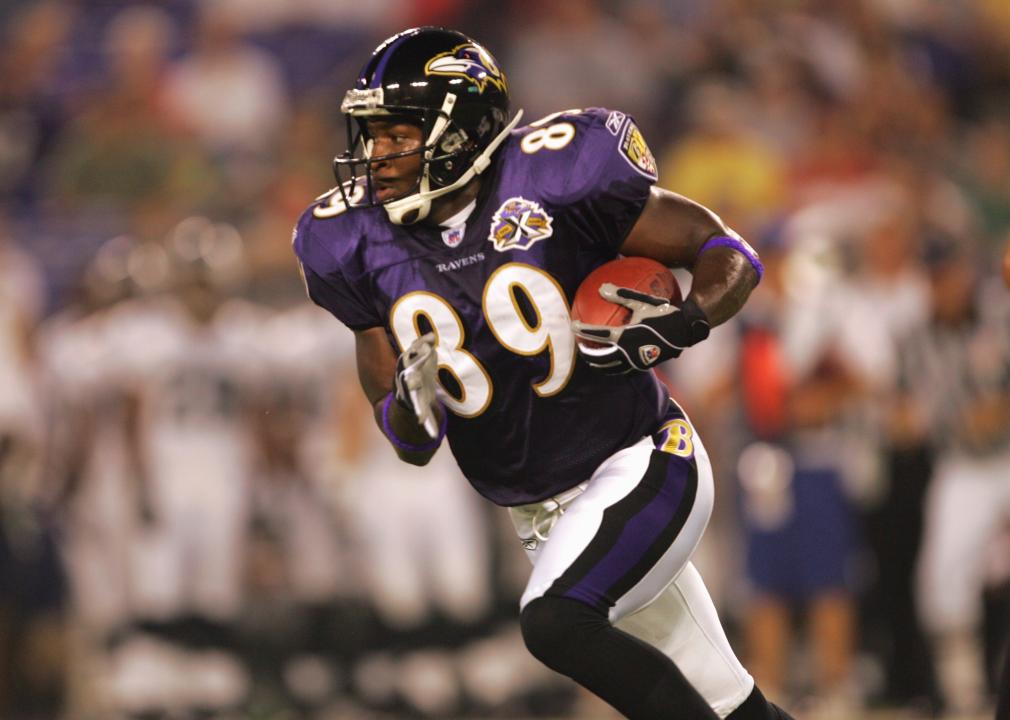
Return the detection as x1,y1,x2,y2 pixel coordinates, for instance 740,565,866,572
1,0,1009,718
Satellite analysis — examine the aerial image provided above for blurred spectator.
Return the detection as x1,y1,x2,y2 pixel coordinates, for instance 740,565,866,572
162,0,291,205
787,103,877,209
659,80,787,237
189,0,411,31
506,0,657,129
734,233,873,716
47,4,222,239
0,1,75,215
955,113,1010,261
739,47,818,162
241,101,337,305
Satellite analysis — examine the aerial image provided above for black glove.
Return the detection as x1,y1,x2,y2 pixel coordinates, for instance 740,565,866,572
572,283,710,374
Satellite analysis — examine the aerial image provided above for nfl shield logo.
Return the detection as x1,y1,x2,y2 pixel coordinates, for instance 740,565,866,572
441,225,465,248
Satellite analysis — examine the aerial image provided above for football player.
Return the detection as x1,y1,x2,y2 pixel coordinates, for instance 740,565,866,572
294,27,791,720
123,218,263,626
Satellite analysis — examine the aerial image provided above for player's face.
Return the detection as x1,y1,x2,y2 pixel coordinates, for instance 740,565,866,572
365,118,424,203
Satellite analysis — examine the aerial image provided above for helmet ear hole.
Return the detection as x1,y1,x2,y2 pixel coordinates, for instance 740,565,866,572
439,128,468,154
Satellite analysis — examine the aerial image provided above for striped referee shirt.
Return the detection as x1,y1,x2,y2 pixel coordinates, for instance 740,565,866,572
897,280,1010,457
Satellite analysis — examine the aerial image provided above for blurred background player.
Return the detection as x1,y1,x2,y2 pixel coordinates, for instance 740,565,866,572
0,211,66,720
37,233,168,716
248,300,370,713
899,238,1010,715
102,217,259,718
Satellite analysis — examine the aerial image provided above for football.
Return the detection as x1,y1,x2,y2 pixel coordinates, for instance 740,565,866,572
571,256,681,335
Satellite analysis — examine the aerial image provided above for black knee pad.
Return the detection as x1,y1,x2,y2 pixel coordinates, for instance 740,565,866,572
521,596,721,718
520,595,607,672
727,685,796,720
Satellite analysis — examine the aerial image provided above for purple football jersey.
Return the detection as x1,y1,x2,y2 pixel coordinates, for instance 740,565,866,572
294,108,669,506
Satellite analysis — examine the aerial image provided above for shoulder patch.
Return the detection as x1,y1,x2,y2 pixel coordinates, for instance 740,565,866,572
488,197,553,252
619,121,658,180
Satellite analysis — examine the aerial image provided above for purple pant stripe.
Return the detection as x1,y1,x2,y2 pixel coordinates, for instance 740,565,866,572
562,456,691,607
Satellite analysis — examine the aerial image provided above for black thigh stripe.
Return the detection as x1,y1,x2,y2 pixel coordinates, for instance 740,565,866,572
545,449,699,613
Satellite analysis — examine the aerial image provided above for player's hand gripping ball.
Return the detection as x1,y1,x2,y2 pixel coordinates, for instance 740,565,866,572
571,257,709,374
572,257,681,331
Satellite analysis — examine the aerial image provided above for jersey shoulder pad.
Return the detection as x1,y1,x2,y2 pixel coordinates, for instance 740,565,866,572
292,185,369,276
506,108,657,203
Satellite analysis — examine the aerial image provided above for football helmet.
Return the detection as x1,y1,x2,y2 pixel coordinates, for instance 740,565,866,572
166,216,247,293
81,234,139,308
334,27,522,224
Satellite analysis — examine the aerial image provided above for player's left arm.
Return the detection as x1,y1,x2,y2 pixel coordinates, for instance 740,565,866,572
620,186,760,327
573,186,761,374
355,326,446,466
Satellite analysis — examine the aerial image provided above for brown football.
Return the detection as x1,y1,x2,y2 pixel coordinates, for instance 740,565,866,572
571,257,681,345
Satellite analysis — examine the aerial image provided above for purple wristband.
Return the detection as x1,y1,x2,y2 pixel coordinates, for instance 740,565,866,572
699,235,764,283
381,392,447,453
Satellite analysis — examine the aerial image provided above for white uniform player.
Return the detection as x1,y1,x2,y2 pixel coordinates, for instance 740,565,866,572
117,294,264,623
0,240,46,499
351,417,493,632
256,301,361,607
39,304,147,632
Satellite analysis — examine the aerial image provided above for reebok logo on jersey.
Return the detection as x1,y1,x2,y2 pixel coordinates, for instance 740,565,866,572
620,121,658,180
605,110,627,136
488,197,553,252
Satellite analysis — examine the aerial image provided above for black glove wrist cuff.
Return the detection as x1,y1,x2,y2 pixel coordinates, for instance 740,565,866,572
678,298,711,346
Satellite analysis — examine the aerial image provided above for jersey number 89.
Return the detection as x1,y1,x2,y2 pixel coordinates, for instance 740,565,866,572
390,263,575,417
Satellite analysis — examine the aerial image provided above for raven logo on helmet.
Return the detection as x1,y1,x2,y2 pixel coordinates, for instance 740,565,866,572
425,44,507,94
